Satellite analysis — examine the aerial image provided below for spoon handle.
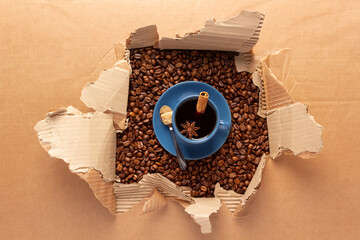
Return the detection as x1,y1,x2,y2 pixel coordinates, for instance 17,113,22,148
168,125,187,170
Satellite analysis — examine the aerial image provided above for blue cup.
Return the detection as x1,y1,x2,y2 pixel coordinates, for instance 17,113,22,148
173,96,221,146
153,81,232,160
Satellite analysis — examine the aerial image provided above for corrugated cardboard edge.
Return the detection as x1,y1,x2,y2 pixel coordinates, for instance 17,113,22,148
251,49,293,117
115,173,220,234
262,49,294,111
253,49,323,158
34,106,117,214
113,173,193,213
76,169,116,214
155,11,264,53
251,49,294,115
252,68,267,118
234,51,254,72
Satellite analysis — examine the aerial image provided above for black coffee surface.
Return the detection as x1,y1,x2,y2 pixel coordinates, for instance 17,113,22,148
175,99,216,139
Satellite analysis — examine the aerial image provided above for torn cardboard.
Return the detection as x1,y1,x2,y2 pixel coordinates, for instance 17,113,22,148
113,173,193,214
156,11,264,53
185,198,221,234
142,189,167,214
81,45,131,132
34,10,323,234
254,49,323,158
34,106,115,181
81,66,130,114
126,25,159,49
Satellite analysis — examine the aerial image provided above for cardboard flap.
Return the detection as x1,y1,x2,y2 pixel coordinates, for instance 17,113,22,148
262,49,294,111
34,106,116,181
214,184,243,213
263,49,292,91
77,169,116,214
184,198,221,234
251,49,293,117
126,25,159,49
157,11,264,53
142,189,167,214
139,174,193,201
80,65,130,115
234,51,253,72
114,173,193,214
80,43,130,131
254,49,323,158
267,103,323,158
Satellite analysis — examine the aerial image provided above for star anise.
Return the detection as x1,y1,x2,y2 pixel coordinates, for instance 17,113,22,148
180,121,200,139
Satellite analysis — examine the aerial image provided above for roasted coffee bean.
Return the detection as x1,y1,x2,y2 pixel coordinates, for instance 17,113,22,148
166,174,175,181
116,47,269,196
229,172,237,178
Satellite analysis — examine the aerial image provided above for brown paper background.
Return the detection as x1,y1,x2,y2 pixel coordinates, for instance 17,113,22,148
1,0,359,239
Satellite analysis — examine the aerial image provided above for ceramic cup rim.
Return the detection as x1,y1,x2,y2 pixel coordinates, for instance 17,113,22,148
172,95,220,144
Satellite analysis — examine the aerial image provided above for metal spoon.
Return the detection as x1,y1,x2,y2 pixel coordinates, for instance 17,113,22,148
160,105,187,170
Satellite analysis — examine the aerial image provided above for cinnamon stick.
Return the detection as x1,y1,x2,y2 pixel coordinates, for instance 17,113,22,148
196,91,209,113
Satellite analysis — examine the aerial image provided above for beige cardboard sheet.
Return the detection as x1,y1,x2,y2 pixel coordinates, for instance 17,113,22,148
1,0,360,239
34,8,322,235
35,11,322,234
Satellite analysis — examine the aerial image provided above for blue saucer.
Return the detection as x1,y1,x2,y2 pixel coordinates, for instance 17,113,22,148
153,81,231,160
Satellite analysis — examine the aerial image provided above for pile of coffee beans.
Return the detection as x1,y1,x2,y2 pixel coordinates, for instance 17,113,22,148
116,47,269,197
